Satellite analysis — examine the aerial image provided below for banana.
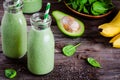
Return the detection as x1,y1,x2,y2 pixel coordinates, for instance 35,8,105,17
98,11,120,37
109,33,120,48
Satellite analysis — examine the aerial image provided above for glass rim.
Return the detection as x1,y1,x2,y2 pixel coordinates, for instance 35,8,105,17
30,13,52,30
3,0,23,10
30,13,52,24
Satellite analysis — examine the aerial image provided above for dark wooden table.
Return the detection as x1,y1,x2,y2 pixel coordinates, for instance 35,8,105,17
0,0,120,80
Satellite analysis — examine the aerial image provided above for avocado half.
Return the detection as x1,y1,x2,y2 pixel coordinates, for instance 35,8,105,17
52,10,85,37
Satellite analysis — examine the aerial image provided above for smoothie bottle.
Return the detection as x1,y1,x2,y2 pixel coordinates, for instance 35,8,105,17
22,0,42,13
27,13,54,75
1,0,27,58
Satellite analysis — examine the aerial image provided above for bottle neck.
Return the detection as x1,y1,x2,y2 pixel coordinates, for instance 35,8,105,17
3,0,23,13
30,13,52,31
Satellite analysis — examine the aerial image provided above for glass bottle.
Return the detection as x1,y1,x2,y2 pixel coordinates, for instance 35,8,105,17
22,0,42,13
27,13,55,75
1,0,27,58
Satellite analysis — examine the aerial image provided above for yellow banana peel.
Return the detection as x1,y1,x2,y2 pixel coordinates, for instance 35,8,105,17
99,23,120,37
109,33,120,48
98,11,120,37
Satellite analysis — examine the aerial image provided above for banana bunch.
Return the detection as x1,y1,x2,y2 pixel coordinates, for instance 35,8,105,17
98,11,120,48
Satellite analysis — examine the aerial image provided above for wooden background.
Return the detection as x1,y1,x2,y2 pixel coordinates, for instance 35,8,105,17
0,0,120,80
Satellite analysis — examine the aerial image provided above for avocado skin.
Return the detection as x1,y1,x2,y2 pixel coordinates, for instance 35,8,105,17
52,10,85,37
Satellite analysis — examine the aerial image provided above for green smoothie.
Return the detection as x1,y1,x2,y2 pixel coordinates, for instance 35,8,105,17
23,0,42,13
27,13,54,75
1,1,27,58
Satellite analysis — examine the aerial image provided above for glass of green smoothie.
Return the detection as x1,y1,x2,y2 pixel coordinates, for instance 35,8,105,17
1,0,27,58
22,0,42,13
27,13,55,75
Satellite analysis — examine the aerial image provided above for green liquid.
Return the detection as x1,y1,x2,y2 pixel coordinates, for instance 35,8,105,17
1,11,27,58
27,27,54,75
23,0,42,13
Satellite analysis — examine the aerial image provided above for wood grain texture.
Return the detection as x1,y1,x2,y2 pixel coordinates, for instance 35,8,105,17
0,0,120,80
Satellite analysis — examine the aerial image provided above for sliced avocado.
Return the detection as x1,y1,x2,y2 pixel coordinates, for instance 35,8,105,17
52,10,85,37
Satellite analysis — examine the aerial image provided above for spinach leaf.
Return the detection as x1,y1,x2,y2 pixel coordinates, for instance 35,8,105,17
102,0,115,10
62,43,81,56
91,1,108,15
78,4,84,12
83,6,89,14
91,8,100,16
78,0,88,12
87,57,102,68
5,69,17,79
72,1,78,10
88,0,96,4
79,0,88,5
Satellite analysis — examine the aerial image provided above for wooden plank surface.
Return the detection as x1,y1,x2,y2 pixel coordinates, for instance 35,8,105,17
0,0,120,80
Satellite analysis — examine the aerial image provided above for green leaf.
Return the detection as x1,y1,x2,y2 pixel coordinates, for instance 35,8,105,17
76,0,80,5
5,69,17,79
78,4,84,12
87,57,102,68
88,0,96,4
83,6,89,14
101,0,114,10
72,1,78,10
62,43,81,56
91,1,108,15
80,0,88,5
91,7,100,16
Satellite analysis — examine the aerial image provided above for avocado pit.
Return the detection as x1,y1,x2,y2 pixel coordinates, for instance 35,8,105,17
61,16,80,33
